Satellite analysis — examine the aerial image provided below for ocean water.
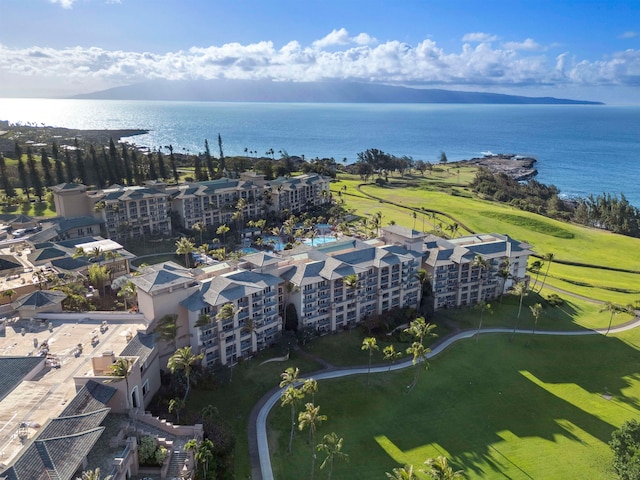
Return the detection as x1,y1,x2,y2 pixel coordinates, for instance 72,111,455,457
0,98,638,206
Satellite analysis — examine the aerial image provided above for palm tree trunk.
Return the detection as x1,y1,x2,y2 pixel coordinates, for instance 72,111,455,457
476,306,485,343
310,438,316,480
606,312,614,336
288,405,295,453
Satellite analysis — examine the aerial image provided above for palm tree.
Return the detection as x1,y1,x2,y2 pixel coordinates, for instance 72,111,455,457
528,259,543,291
383,344,403,373
509,281,529,342
528,302,544,344
153,313,179,350
2,288,15,304
281,385,304,453
168,396,185,423
279,366,300,388
474,301,492,343
403,317,437,346
168,346,203,402
109,357,132,409
537,252,554,293
497,259,511,303
193,221,206,246
76,468,112,480
413,268,430,308
343,274,359,293
116,280,136,311
216,223,230,245
471,254,491,305
406,341,429,391
423,456,464,479
175,237,196,268
302,377,318,404
386,464,418,479
361,337,379,385
195,439,215,480
600,302,631,336
412,211,417,230
184,438,200,473
298,402,328,480
317,432,349,480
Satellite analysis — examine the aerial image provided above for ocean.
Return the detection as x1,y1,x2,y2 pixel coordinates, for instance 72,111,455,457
0,98,639,206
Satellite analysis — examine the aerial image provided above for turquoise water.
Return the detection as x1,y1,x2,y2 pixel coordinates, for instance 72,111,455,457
0,99,638,206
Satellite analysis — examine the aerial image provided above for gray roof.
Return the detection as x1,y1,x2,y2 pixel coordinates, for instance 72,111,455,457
132,261,194,293
382,224,426,239
119,332,155,366
240,251,281,268
181,269,281,310
0,357,45,403
27,246,68,265
0,255,22,272
60,380,116,416
11,290,67,310
0,381,114,480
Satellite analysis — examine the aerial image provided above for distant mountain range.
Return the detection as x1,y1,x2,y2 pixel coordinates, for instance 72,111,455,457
72,79,603,105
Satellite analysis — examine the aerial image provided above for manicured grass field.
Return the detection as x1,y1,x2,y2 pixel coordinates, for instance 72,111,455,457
186,348,322,479
268,332,640,479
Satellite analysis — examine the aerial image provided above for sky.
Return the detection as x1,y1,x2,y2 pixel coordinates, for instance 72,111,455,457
0,0,639,104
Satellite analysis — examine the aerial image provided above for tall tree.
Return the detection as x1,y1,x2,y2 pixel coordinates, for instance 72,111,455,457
39,147,54,186
74,138,88,185
317,432,349,480
298,403,327,480
528,302,544,343
302,377,318,404
26,146,44,201
509,281,529,342
51,141,65,184
600,302,630,336
168,144,179,183
361,337,379,385
130,149,142,184
204,139,216,178
16,151,30,200
217,133,225,177
168,346,203,402
610,419,640,480
175,237,196,267
89,145,106,188
156,149,167,180
281,385,304,453
537,252,554,292
0,154,16,196
279,366,300,388
403,317,437,346
194,154,207,181
386,464,418,480
406,341,429,391
383,345,403,373
109,138,124,183
154,313,179,350
109,357,133,409
423,456,464,480
64,149,75,183
121,144,133,185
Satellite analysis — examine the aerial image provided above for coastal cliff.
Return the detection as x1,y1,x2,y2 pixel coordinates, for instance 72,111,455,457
461,154,538,180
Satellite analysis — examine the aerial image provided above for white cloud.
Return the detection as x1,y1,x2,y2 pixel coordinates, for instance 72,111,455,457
619,31,638,39
312,28,377,49
49,0,76,8
1,32,639,97
503,38,544,51
462,32,498,43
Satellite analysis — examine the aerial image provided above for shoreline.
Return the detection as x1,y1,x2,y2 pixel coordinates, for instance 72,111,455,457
459,153,538,180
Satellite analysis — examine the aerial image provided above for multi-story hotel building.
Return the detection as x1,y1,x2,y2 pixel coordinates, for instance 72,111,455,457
423,233,533,310
50,172,331,239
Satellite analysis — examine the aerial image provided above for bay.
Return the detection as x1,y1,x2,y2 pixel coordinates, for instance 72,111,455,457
0,98,639,206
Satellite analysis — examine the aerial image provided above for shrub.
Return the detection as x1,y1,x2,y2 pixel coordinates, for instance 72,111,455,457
138,436,168,467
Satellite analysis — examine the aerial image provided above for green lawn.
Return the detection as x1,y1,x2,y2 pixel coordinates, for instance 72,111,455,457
268,332,640,479
186,347,322,479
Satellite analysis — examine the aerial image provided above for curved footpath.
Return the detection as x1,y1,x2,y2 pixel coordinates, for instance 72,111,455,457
249,317,640,480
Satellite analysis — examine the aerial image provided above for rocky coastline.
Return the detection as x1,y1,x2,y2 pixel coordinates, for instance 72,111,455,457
0,121,148,154
460,153,538,180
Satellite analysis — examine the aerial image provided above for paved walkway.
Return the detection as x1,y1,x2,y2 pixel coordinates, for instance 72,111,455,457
249,316,640,480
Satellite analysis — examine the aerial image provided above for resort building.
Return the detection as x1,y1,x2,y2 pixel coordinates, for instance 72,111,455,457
423,233,533,310
49,173,331,241
276,233,423,334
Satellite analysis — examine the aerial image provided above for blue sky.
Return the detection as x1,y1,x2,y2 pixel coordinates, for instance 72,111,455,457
1,0,639,103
